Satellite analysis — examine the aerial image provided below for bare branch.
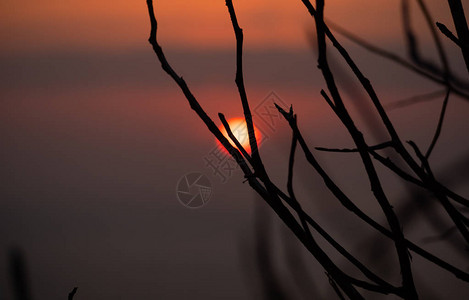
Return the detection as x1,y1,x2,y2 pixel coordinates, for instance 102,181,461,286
401,0,459,87
326,272,346,300
306,0,417,296
327,20,469,99
147,0,469,297
225,0,267,179
315,141,394,153
146,0,265,195
219,112,253,165
413,1,453,163
425,89,451,160
415,0,450,81
407,140,469,243
275,106,469,282
285,122,400,294
385,89,447,110
437,22,461,46
447,0,469,74
68,287,78,300
303,1,469,259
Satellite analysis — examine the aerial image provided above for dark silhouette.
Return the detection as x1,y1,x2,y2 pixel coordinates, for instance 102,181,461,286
146,0,469,298
8,248,32,300
68,287,78,300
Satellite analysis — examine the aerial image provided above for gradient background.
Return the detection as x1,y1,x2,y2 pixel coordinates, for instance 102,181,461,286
1,0,469,299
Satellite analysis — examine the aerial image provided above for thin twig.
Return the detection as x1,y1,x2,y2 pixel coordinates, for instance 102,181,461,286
253,205,290,300
315,144,468,204
219,113,253,165
225,0,266,179
368,149,469,207
447,0,469,74
320,89,337,111
385,89,447,110
425,89,451,159
287,119,298,201
286,118,313,237
369,150,425,187
315,141,394,153
314,144,426,187
437,22,461,46
402,0,455,88
68,287,78,300
408,140,469,242
414,0,453,161
369,146,469,208
415,0,450,81
421,225,458,244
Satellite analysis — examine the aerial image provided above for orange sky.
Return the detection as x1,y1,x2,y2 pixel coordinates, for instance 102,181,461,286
2,0,454,54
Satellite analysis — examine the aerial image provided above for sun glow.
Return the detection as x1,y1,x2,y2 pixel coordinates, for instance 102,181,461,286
218,118,262,154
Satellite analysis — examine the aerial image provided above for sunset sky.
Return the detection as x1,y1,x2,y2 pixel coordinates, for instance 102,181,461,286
1,1,469,299
1,0,458,53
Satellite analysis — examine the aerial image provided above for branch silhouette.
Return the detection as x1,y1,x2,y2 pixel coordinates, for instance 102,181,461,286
146,0,469,298
446,0,469,74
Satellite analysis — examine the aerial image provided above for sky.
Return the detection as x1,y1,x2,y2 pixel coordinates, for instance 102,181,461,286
1,0,469,299
1,0,458,53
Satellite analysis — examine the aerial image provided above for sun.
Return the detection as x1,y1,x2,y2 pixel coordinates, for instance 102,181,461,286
218,117,262,154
